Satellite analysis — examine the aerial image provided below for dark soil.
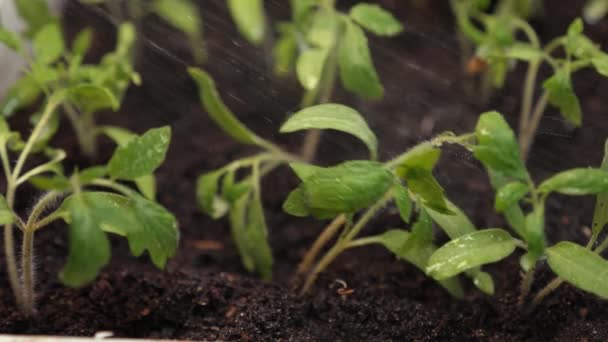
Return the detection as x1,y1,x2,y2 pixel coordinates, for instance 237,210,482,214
2,0,608,340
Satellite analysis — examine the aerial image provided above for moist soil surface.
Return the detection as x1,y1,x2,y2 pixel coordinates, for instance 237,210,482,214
2,0,608,340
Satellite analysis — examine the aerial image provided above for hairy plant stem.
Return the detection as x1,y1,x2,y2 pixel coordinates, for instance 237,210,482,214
518,267,536,307
528,277,563,312
300,192,392,295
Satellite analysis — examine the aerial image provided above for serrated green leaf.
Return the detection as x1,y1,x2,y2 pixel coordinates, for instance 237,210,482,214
227,0,266,44
296,48,329,90
371,229,464,298
0,195,14,225
494,181,529,212
296,161,393,217
338,19,383,99
68,84,119,114
108,126,171,180
538,168,608,195
280,104,378,159
153,0,201,37
60,193,111,287
473,111,528,181
426,229,517,280
349,3,403,36
592,139,608,237
33,22,65,65
543,71,582,126
546,241,608,298
393,183,412,223
189,68,268,146
15,0,54,36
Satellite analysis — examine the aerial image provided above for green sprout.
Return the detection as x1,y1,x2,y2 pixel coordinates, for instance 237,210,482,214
0,2,140,159
0,90,178,316
453,8,608,159
274,0,402,161
425,111,608,311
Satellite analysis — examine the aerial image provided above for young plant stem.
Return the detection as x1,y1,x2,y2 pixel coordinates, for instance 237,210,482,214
294,214,346,283
519,61,541,138
528,277,563,312
299,192,392,295
519,91,549,160
518,267,536,307
63,104,98,160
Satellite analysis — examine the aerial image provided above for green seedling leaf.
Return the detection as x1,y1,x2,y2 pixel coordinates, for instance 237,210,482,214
504,42,543,61
29,109,59,152
546,241,608,298
395,143,441,172
371,229,464,298
338,19,383,99
291,0,317,23
307,8,338,48
592,53,608,77
72,28,93,57
400,168,450,214
473,111,528,181
522,205,545,270
273,26,297,75
227,0,266,44
29,174,71,191
393,183,412,223
426,229,517,280
68,84,119,114
0,28,22,51
153,0,201,37
115,22,136,57
592,139,608,236
289,162,324,180
473,271,495,295
349,3,403,36
197,170,228,219
78,166,107,184
60,193,111,287
543,71,582,126
222,173,252,204
33,22,65,65
1,75,42,117
280,104,378,159
0,195,14,225
189,68,267,146
108,126,171,180
426,199,476,239
230,192,255,271
282,188,310,217
495,181,529,212
296,48,329,90
293,161,394,217
538,168,608,195
15,0,53,36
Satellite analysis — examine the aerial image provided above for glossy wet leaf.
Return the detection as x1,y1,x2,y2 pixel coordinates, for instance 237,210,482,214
338,19,383,99
426,229,517,280
349,3,403,36
189,68,267,146
296,161,393,216
543,72,582,126
280,104,378,159
154,0,201,36
68,84,119,114
227,0,266,44
33,22,65,65
538,168,608,195
592,139,608,236
494,181,529,212
393,183,412,223
546,241,608,298
473,111,528,181
370,229,464,298
108,126,171,180
0,195,14,225
296,48,328,90
15,0,53,36
60,193,111,287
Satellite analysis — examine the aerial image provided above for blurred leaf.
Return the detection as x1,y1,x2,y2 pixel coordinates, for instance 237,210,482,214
546,241,608,298
426,229,517,279
68,84,119,114
15,0,54,36
29,174,71,191
504,42,543,61
307,8,338,48
539,168,608,195
0,28,22,51
197,170,228,219
280,104,378,159
543,71,582,126
108,126,171,180
273,27,297,76
494,181,529,212
29,109,59,152
592,139,608,237
153,0,201,37
0,76,42,117
296,48,329,90
72,28,92,57
338,19,383,99
33,22,65,64
584,0,608,24
349,3,403,36
227,0,266,44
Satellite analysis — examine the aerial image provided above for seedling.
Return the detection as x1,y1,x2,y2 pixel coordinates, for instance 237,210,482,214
453,9,608,159
0,89,177,316
425,111,608,311
274,0,402,160
79,0,267,64
0,3,140,159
